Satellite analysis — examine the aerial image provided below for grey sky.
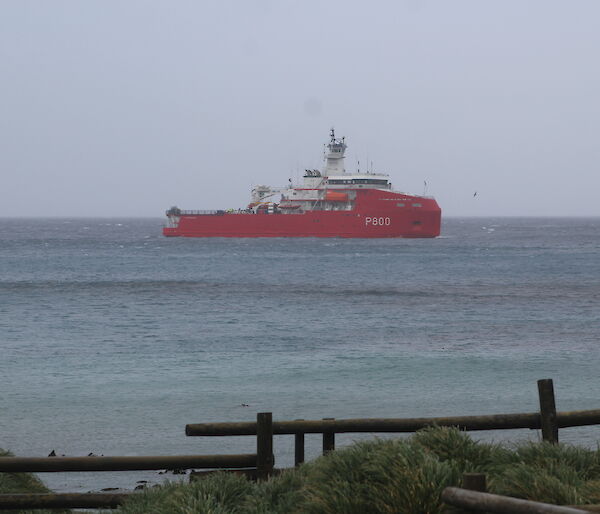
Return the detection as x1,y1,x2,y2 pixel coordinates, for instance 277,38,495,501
1,1,599,217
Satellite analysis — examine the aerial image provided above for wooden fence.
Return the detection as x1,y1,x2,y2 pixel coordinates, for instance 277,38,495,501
3,379,600,510
0,413,274,510
186,379,600,466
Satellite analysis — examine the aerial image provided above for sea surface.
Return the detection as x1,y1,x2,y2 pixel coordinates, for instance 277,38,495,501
1,217,599,492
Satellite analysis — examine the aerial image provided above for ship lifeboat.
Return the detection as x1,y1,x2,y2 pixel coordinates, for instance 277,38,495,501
324,191,349,202
255,202,279,214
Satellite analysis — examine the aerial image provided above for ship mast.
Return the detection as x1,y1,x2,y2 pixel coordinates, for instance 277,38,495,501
323,127,347,176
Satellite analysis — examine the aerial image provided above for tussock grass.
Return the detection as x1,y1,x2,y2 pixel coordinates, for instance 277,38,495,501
0,448,70,514
114,473,254,514
412,426,513,473
0,449,50,495
116,429,600,513
300,439,460,514
511,441,600,479
491,441,600,505
243,468,307,513
493,462,585,505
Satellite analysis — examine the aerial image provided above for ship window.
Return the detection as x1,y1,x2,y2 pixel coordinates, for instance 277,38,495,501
413,220,422,225
351,179,388,185
397,203,405,207
412,203,422,207
329,178,388,185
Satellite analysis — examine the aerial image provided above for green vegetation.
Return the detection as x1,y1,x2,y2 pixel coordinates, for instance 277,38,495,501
4,430,600,513
0,449,69,514
113,428,600,513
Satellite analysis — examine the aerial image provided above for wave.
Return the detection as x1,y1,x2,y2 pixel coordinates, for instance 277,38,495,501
2,279,598,302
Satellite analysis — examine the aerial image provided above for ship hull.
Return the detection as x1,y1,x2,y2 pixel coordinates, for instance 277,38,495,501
163,192,441,238
163,129,442,239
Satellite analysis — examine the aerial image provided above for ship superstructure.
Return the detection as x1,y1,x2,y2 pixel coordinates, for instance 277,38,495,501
163,129,441,238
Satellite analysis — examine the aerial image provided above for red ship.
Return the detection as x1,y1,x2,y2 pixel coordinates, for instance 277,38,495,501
163,130,441,238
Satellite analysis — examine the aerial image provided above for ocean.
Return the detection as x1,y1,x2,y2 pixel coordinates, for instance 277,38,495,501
1,217,599,493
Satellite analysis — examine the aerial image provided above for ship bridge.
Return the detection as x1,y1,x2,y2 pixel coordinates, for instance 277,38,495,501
326,174,391,189
321,129,391,190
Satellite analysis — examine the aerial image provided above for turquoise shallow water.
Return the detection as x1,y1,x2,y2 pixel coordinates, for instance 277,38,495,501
1,217,599,492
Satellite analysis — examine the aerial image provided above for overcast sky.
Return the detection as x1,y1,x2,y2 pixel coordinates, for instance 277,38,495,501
1,1,599,217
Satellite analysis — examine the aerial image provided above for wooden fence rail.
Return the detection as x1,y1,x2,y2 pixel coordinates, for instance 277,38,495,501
0,454,257,473
441,487,590,514
185,410,576,436
186,409,600,436
440,473,598,513
185,409,600,448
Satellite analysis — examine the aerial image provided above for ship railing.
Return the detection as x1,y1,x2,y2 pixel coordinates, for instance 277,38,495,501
172,210,269,216
168,209,308,216
175,210,222,215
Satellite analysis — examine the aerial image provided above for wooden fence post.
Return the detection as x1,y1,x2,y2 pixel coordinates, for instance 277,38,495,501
294,419,305,466
462,473,487,492
256,412,273,480
538,378,559,444
322,418,335,455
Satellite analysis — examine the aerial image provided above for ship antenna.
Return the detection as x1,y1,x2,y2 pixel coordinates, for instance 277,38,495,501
330,127,335,143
